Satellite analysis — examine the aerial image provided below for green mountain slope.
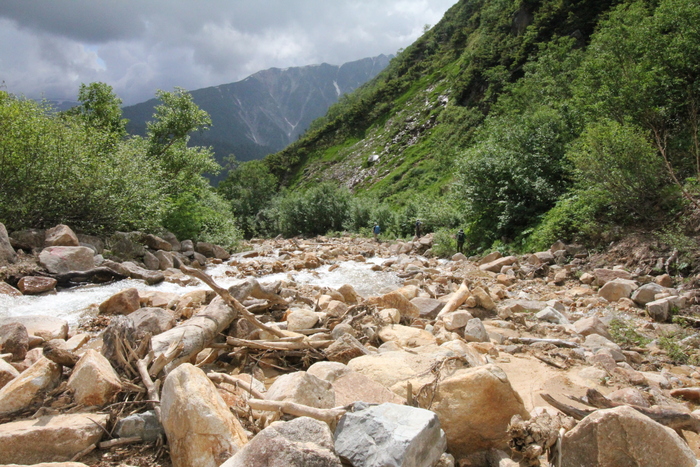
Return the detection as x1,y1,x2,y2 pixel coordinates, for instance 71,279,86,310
265,0,617,202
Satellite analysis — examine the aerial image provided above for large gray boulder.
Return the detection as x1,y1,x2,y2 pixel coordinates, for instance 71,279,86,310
562,406,695,467
221,417,341,467
632,282,669,306
39,246,95,274
334,402,446,467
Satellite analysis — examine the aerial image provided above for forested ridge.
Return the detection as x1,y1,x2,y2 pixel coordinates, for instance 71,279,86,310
2,0,700,267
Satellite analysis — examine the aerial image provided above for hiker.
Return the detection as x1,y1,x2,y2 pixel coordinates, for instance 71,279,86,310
373,223,381,242
456,228,465,253
415,219,422,238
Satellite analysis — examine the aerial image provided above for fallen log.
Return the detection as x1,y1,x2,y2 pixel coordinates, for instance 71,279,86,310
509,338,580,348
437,280,470,317
39,266,128,286
226,337,334,351
180,266,286,339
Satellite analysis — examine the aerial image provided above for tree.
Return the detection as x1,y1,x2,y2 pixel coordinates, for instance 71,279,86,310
146,87,218,181
71,82,127,137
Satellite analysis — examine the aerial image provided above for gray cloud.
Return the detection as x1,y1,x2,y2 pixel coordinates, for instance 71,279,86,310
0,0,456,105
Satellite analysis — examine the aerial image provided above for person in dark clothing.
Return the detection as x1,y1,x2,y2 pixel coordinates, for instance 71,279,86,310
415,219,422,238
456,229,465,253
373,223,381,241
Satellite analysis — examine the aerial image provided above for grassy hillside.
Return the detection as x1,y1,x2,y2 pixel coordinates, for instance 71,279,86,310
250,0,700,256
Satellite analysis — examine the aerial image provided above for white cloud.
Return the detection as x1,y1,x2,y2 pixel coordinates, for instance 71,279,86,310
0,0,457,104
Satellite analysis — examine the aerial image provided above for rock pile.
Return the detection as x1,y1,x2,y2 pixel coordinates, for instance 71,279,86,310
1,224,700,465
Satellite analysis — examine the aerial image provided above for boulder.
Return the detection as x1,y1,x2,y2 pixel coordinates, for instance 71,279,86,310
108,232,146,259
478,251,502,265
0,358,20,389
143,249,160,270
142,233,172,251
0,413,109,464
162,231,181,251
155,250,174,270
114,410,164,442
411,297,445,319
307,362,403,407
463,318,490,343
221,417,341,467
0,281,22,297
196,242,230,260
67,350,122,407
17,276,57,295
646,298,671,322
598,278,637,302
0,322,29,361
0,358,61,416
441,311,474,331
103,260,164,285
39,246,94,274
0,315,68,341
420,364,528,458
348,351,445,397
574,316,612,340
9,228,45,252
326,300,349,318
0,223,17,264
479,256,517,273
368,291,420,320
334,403,446,467
161,363,248,467
378,324,437,348
324,333,371,364
265,371,335,409
561,406,695,467
286,308,319,331
471,287,497,311
129,307,176,336
535,306,570,325
593,268,632,286
99,287,140,315
338,284,360,304
632,282,669,306
76,233,104,254
44,224,79,247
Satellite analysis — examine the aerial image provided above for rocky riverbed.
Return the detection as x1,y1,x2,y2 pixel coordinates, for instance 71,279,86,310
2,222,700,466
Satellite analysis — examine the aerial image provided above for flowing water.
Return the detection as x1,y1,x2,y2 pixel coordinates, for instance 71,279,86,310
0,257,402,327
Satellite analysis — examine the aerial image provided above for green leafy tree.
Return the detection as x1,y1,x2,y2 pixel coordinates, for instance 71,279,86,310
70,82,127,137
218,159,278,238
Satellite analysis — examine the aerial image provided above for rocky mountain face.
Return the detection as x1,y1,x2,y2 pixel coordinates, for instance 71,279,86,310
123,55,391,181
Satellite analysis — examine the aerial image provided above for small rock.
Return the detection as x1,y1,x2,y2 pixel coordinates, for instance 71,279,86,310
286,308,319,331
463,318,490,343
535,306,570,325
655,274,674,288
44,224,79,247
378,324,437,348
0,358,20,389
129,307,176,336
338,284,360,304
266,371,335,409
632,282,668,306
411,297,445,319
114,410,164,442
368,291,420,320
574,316,612,340
441,311,474,331
598,278,637,302
0,322,29,361
479,256,517,273
0,281,22,297
17,276,57,295
99,287,140,315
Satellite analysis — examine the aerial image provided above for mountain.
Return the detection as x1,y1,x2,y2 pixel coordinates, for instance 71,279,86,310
122,55,391,180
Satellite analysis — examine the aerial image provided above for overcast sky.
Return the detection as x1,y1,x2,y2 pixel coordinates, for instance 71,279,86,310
0,1,456,105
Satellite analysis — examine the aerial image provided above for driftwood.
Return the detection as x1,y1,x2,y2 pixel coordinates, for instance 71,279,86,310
208,372,266,399
229,278,287,306
98,436,142,449
226,337,334,351
437,280,470,317
136,354,162,422
180,266,286,339
41,267,128,286
509,338,580,348
247,398,346,427
542,390,700,435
